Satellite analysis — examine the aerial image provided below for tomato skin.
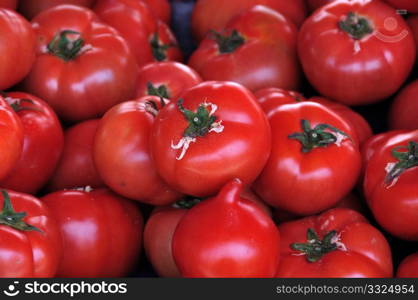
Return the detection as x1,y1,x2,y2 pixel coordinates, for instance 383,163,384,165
41,188,143,277
22,5,138,123
0,9,36,91
277,208,393,278
254,102,361,215
0,190,62,278
0,96,24,181
397,252,418,278
46,119,105,191
407,15,418,57
389,80,418,130
0,0,17,10
18,0,96,19
384,0,418,13
151,81,271,197
364,130,418,241
142,0,170,23
254,87,305,116
306,0,335,12
192,0,306,41
94,96,182,205
135,62,202,100
299,0,416,105
189,5,300,92
172,179,280,277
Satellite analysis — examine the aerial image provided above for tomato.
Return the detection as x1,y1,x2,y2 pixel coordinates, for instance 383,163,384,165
0,190,62,277
94,96,182,205
277,208,393,277
397,252,418,278
135,62,202,100
299,0,416,105
306,0,336,12
142,0,170,23
384,0,418,13
22,5,138,123
0,8,35,91
254,87,305,116
389,80,418,130
42,188,143,277
172,179,280,277
0,92,63,194
46,119,105,192
152,20,182,62
18,0,96,19
254,102,361,215
364,130,418,240
189,5,300,92
0,96,23,181
192,0,306,41
407,15,418,57
151,81,271,197
0,0,17,9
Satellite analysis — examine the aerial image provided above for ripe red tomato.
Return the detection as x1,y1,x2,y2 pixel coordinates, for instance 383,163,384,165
0,190,62,277
389,80,418,130
151,81,271,197
18,0,96,19
254,87,305,116
0,8,35,91
0,96,23,181
277,208,393,277
192,0,306,41
142,0,170,23
384,0,418,13
0,0,17,9
42,188,143,277
0,92,63,194
189,5,300,92
397,252,418,278
152,20,182,62
94,96,182,205
22,5,138,123
364,130,418,240
172,179,280,277
46,119,105,191
407,15,418,56
135,62,202,100
254,102,361,215
299,0,416,105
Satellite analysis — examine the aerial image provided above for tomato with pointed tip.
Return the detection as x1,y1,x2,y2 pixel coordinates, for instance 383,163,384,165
0,8,36,91
389,80,418,130
254,102,361,216
299,0,416,105
277,208,392,277
397,252,418,278
22,5,138,123
189,5,300,92
42,188,143,277
364,130,418,241
46,119,105,192
18,0,96,19
151,81,271,197
0,92,63,194
94,96,182,205
172,179,280,277
0,190,62,277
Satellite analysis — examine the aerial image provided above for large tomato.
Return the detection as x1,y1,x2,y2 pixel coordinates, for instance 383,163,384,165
46,119,105,191
142,0,170,23
22,5,138,123
389,80,418,130
189,5,300,92
277,208,393,277
94,96,182,205
172,179,280,277
254,102,361,215
299,0,416,105
0,0,17,9
364,130,418,240
18,0,96,19
384,0,418,13
42,188,143,277
0,8,35,91
0,96,23,181
135,62,202,100
0,190,62,277
151,81,271,197
192,0,306,41
0,92,63,194
397,252,418,278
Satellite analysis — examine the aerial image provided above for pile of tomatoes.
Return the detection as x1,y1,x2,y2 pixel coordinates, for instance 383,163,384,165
1,0,418,278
